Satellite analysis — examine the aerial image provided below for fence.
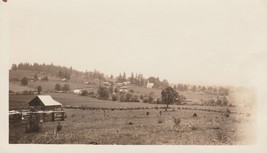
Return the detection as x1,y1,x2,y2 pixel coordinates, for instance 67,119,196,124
9,110,65,123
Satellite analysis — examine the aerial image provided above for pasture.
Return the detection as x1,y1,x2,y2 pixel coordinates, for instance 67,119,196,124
9,94,255,145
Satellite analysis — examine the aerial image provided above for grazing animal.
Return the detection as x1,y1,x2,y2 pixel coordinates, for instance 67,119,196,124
146,112,150,116
193,113,197,117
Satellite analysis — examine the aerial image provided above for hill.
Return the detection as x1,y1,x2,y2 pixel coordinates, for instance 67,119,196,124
9,63,256,108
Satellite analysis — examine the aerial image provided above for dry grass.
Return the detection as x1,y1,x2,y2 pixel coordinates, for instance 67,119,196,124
9,108,255,145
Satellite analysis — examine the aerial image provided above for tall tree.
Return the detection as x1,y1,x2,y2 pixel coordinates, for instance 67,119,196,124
37,85,42,94
161,87,178,111
97,86,110,100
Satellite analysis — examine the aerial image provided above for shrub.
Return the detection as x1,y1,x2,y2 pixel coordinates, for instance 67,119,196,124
80,89,88,96
158,116,164,124
55,83,62,91
139,95,144,100
125,92,133,102
114,88,119,93
37,85,42,94
119,94,126,102
88,91,94,95
62,84,70,91
23,90,29,95
112,94,118,101
191,126,198,130
130,95,140,102
21,77,28,86
173,117,181,127
129,89,134,93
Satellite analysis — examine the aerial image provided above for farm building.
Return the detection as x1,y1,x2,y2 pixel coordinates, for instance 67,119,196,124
146,80,154,88
29,95,62,111
73,89,82,94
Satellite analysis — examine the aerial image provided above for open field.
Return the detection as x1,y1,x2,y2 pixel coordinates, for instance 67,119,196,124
9,108,255,144
9,93,250,113
9,93,255,144
9,69,256,145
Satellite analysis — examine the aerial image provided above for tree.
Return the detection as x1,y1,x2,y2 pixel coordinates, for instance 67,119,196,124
192,85,196,92
37,85,42,94
62,84,70,91
41,75,48,81
55,83,62,91
11,64,17,71
109,86,114,94
33,73,38,81
21,77,28,86
161,87,178,111
97,86,110,100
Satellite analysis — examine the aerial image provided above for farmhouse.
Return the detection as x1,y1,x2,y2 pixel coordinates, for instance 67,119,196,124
29,95,62,111
146,80,154,88
73,89,82,94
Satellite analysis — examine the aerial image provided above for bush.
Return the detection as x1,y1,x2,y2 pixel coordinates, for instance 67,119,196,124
130,95,140,102
37,85,42,94
119,94,126,102
173,117,181,127
216,99,222,105
21,77,28,86
139,95,144,100
129,89,134,93
55,83,62,91
125,92,133,102
80,89,88,96
88,91,94,95
23,90,29,95
62,84,70,91
114,88,119,93
112,94,118,101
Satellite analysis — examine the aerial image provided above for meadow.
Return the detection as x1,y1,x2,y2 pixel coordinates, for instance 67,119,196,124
9,107,255,144
9,93,254,145
8,69,255,145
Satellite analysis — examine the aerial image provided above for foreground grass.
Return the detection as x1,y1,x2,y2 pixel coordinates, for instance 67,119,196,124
9,109,255,145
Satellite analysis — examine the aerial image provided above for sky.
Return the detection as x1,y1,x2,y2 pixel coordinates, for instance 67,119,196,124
3,0,267,86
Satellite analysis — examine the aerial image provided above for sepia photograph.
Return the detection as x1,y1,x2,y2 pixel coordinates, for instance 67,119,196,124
1,0,267,153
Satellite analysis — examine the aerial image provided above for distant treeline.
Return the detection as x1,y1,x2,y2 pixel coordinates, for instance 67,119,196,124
10,62,229,96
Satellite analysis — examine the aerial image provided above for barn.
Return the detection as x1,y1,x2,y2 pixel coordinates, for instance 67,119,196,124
29,95,62,111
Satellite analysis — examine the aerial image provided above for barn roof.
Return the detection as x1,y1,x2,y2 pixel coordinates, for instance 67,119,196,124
31,95,62,106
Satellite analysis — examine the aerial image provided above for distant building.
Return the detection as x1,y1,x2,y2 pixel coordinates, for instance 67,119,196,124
116,83,123,87
123,81,131,86
100,82,111,86
73,89,82,94
120,86,127,89
146,80,154,88
28,95,62,111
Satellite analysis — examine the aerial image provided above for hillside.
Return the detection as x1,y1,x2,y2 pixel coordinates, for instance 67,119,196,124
9,63,256,108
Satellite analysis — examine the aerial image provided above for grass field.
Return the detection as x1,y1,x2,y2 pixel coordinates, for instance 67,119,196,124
8,69,255,145
9,108,255,144
9,93,255,145
9,93,247,113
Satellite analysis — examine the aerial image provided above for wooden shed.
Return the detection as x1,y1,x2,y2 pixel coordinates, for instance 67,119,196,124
29,95,62,111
